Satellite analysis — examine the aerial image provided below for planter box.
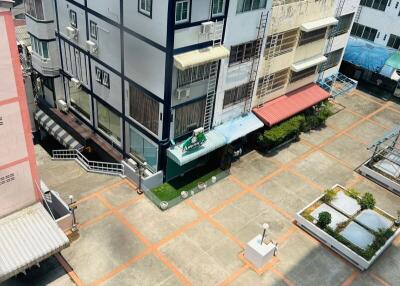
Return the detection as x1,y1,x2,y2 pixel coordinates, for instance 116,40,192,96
296,184,400,270
358,160,400,196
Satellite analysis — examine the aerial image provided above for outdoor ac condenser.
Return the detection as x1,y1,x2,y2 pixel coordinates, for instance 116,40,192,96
200,21,214,35
86,40,98,54
57,99,68,113
66,26,78,40
176,88,190,100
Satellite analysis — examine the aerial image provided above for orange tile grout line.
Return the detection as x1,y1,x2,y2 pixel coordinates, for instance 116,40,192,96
270,268,295,286
341,270,359,286
370,273,391,286
218,264,249,286
154,251,193,286
78,210,113,230
75,179,128,205
249,189,293,221
288,169,324,192
185,199,246,248
54,253,84,286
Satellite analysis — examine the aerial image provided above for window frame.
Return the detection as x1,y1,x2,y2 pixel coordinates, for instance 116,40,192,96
95,67,102,83
298,28,327,46
69,10,77,28
237,0,267,14
138,0,153,18
212,0,225,17
129,126,158,172
102,71,110,88
223,83,252,109
96,101,122,144
175,0,190,24
89,20,98,40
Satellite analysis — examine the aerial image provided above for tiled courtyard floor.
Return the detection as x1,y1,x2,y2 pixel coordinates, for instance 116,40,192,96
17,90,400,286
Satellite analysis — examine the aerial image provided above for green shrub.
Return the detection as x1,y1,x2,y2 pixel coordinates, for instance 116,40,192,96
322,189,337,203
316,102,334,123
346,188,360,199
317,211,332,228
359,192,376,210
257,115,305,149
304,114,321,131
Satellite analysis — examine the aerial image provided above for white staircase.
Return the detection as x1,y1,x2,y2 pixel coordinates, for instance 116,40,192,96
52,149,124,176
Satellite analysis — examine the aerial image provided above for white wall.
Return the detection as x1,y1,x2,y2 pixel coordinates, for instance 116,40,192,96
123,0,168,47
124,32,166,100
87,0,120,23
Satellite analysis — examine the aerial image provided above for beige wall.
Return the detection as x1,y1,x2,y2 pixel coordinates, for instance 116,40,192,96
293,38,326,62
270,0,336,34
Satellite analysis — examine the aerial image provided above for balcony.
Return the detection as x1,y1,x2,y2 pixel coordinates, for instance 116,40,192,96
26,15,55,40
31,53,59,77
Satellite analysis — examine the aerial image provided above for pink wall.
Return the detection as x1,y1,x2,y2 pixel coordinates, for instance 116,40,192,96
0,11,40,218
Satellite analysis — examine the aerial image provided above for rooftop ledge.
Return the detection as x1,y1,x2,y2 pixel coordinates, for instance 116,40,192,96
173,45,230,70
291,55,327,72
301,17,338,32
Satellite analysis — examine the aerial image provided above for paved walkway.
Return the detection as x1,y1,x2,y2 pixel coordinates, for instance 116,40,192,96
34,90,400,286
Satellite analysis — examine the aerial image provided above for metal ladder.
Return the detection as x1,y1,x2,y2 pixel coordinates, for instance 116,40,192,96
243,12,269,113
257,20,282,107
354,5,362,23
203,20,224,132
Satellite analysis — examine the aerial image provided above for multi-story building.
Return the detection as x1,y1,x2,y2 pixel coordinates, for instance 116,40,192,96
26,0,356,183
0,1,68,282
27,0,273,181
253,0,359,125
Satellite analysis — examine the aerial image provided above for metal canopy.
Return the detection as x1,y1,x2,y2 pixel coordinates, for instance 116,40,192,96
0,203,69,282
35,110,83,150
317,72,358,98
173,46,230,70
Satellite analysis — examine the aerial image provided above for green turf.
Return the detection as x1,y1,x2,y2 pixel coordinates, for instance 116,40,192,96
151,167,222,202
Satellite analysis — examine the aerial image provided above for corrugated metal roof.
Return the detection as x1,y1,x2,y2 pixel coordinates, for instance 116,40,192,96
253,83,330,127
0,203,69,283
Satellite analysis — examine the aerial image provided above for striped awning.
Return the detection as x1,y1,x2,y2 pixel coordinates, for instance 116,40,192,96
35,110,83,150
0,203,69,282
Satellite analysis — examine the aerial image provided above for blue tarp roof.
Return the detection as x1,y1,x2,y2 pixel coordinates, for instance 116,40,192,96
344,37,396,73
214,112,264,143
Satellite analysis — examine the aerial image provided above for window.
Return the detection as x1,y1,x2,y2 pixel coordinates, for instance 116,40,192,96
129,84,159,134
289,66,317,83
229,39,262,65
139,0,152,17
360,0,388,11
387,34,400,49
25,0,44,20
30,36,49,59
223,83,252,108
175,0,190,24
69,10,77,28
395,1,399,7
129,126,158,172
102,71,110,88
212,0,225,16
330,13,354,37
174,99,206,138
298,28,327,46
90,21,98,40
350,23,378,42
319,49,343,71
265,29,298,57
384,34,387,41
237,0,267,13
97,101,121,142
257,68,290,96
177,62,213,87
69,80,91,120
95,67,102,83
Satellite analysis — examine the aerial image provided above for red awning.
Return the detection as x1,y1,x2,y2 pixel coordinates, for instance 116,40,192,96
253,83,330,126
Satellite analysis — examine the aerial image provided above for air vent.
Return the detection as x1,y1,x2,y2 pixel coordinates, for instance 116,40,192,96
0,173,15,186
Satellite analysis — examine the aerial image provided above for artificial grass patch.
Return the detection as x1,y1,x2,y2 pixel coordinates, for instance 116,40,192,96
151,167,222,202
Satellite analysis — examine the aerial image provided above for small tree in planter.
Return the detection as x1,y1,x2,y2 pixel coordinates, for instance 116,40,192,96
359,192,376,210
322,189,336,203
317,211,332,229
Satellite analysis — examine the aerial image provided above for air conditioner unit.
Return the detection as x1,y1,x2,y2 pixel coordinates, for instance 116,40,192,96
200,21,214,35
57,99,69,113
71,77,81,88
86,40,98,54
66,26,78,40
36,77,42,90
176,88,190,100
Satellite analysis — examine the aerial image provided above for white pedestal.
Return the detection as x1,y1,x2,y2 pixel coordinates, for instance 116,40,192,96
244,234,276,268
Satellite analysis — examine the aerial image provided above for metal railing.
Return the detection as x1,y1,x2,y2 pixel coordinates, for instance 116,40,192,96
52,149,124,176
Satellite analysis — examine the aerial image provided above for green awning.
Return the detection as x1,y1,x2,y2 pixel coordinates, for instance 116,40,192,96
385,52,400,70
167,130,227,166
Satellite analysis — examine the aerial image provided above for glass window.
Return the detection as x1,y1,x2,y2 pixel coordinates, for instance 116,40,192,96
298,28,327,46
90,21,98,40
25,0,44,20
174,99,206,138
129,84,159,135
223,83,252,108
130,127,158,172
97,101,121,142
237,0,267,13
69,80,91,120
69,10,77,28
139,0,152,16
30,35,49,59
229,39,262,65
102,71,110,88
175,0,190,24
212,0,225,16
289,66,317,83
